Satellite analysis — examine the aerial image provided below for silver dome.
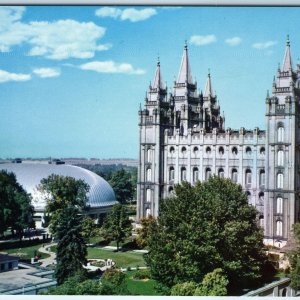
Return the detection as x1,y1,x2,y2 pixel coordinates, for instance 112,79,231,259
0,163,117,210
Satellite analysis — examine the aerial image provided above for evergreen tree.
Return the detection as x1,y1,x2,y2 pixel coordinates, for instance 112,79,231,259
55,206,87,284
102,204,132,251
288,223,300,289
145,177,269,294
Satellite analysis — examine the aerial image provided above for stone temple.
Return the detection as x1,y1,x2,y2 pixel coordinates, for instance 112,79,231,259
137,36,300,247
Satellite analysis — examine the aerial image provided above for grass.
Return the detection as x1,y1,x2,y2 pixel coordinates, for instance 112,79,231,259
2,244,50,260
125,270,161,296
87,248,146,268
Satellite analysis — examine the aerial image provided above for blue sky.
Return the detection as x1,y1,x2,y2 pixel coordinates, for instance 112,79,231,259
0,6,299,159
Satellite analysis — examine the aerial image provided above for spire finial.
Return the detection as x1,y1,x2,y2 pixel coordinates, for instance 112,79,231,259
184,40,188,50
208,68,211,77
287,34,290,46
157,52,160,66
266,90,270,98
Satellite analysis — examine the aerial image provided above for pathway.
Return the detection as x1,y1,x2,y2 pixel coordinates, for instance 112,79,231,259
38,243,57,267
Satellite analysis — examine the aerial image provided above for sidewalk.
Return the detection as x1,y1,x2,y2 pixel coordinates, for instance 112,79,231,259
38,243,57,267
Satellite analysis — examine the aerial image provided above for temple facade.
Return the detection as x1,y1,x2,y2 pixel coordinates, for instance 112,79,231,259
137,37,300,247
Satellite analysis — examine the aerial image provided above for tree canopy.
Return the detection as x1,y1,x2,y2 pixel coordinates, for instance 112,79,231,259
288,223,300,289
102,204,132,251
144,176,269,294
0,170,34,238
109,169,135,204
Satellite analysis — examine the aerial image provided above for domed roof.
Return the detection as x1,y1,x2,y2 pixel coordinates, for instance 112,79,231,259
0,163,117,211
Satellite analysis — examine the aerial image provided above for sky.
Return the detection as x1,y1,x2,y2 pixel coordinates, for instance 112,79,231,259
0,6,300,159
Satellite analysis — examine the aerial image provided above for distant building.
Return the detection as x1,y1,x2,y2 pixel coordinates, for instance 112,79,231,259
0,163,118,227
137,37,300,247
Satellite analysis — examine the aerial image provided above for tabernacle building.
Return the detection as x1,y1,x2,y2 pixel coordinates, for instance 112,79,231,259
137,37,300,247
0,162,117,227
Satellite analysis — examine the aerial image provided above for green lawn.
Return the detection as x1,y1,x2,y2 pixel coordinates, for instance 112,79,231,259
125,271,161,295
3,244,50,260
87,248,146,268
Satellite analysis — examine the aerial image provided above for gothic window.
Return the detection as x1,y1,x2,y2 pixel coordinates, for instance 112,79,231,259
246,191,251,202
206,146,211,155
276,220,283,236
259,170,265,187
218,168,224,178
232,147,238,155
277,173,284,189
146,168,152,181
259,215,264,228
278,150,284,166
181,147,187,155
170,146,175,154
168,186,174,194
146,208,151,218
246,147,252,155
278,126,284,143
277,197,283,214
147,149,152,163
193,167,199,182
169,167,175,181
219,147,224,156
205,168,212,180
181,167,187,181
146,189,151,202
231,168,238,183
193,146,199,156
260,147,265,155
245,169,252,185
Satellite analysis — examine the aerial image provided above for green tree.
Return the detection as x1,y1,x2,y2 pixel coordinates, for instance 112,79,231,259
100,269,129,295
136,215,156,249
38,174,89,235
55,206,88,284
102,204,132,251
109,169,134,204
145,177,269,295
81,216,99,241
170,282,198,296
0,170,34,238
194,268,229,296
288,223,300,289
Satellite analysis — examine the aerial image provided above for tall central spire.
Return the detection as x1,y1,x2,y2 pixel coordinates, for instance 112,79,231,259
177,42,193,84
282,35,292,72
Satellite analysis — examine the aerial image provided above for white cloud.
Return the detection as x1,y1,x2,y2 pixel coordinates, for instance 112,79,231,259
252,41,277,50
95,7,157,22
0,69,31,83
79,61,145,75
190,35,217,46
0,7,110,60
225,37,242,46
33,67,61,78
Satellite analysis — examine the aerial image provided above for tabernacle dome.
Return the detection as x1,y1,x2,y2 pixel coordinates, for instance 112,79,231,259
0,162,118,227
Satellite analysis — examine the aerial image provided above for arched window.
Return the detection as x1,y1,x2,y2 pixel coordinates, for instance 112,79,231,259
245,169,252,185
181,147,187,155
218,168,224,178
170,146,175,154
168,186,174,194
147,149,152,162
232,147,238,155
193,167,199,182
181,167,186,181
260,147,265,155
169,167,175,181
278,150,284,166
246,147,252,155
147,168,152,181
193,147,199,156
278,126,284,143
277,173,283,189
276,220,283,236
206,146,211,155
246,191,251,202
259,215,264,228
146,208,151,218
146,189,151,202
277,197,283,214
259,192,264,203
219,147,224,156
259,170,265,187
205,168,212,180
231,168,238,183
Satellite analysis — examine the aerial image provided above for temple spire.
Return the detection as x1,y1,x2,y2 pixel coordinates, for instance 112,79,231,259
204,70,214,98
177,42,193,84
151,57,164,90
282,34,292,72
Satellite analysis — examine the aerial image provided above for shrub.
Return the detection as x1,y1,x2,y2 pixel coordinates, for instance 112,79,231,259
133,269,150,280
